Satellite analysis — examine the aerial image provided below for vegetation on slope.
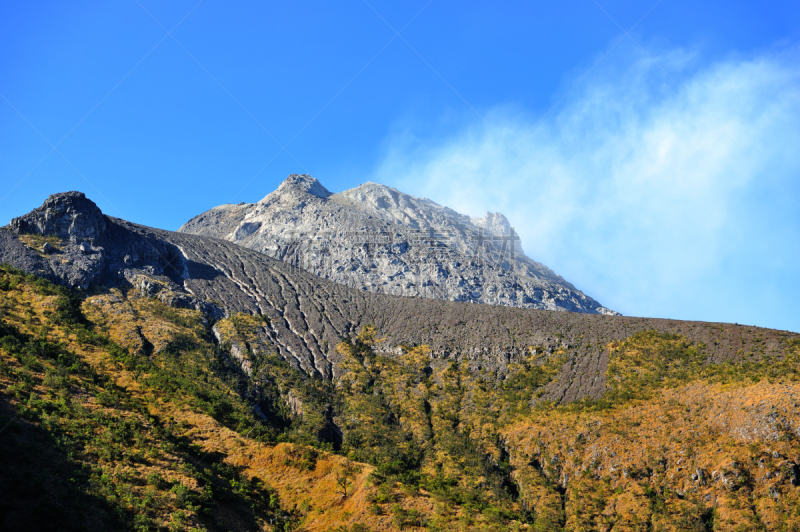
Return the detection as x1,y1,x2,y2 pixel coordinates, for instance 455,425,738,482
0,266,297,531
506,332,800,531
2,264,799,531
216,319,800,531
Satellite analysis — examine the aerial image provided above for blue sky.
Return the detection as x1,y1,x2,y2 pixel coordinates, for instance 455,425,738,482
1,1,799,331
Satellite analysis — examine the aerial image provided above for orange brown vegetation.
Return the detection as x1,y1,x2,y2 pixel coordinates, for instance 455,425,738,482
1,266,799,531
505,379,800,531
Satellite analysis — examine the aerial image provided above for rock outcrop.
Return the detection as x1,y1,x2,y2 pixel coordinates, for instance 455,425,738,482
10,191,107,243
179,175,618,315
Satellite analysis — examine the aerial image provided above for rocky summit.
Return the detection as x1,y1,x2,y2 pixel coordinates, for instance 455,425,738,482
179,174,618,315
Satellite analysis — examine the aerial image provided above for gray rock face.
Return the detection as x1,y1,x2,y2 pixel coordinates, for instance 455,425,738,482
4,191,194,291
10,191,107,243
180,175,618,315
3,191,795,404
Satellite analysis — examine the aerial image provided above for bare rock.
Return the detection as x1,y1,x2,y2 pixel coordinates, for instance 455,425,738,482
179,174,619,315
10,191,107,243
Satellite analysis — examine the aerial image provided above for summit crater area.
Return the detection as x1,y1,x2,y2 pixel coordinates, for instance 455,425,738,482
180,174,618,315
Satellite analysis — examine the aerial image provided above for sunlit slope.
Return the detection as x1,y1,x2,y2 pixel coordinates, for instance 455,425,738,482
0,267,391,531
2,266,799,530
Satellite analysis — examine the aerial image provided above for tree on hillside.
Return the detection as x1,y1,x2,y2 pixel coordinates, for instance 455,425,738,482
336,458,362,499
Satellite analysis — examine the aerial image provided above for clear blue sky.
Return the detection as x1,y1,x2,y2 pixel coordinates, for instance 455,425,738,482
2,1,799,331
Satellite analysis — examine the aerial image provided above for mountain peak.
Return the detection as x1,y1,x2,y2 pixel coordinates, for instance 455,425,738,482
181,175,618,315
471,211,512,234
274,174,331,199
10,190,107,243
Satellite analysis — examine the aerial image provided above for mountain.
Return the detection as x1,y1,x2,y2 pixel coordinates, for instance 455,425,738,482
179,174,618,315
2,191,800,531
2,191,777,396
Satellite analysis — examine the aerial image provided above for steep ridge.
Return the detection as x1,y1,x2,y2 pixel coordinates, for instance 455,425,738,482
1,192,795,404
179,174,618,315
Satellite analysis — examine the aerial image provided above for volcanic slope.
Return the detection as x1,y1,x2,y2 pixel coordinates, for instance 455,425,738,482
179,174,618,315
1,191,794,402
3,192,800,531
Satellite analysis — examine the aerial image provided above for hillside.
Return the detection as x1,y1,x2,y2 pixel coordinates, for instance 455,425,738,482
179,174,617,315
3,192,785,393
1,191,800,530
1,267,799,531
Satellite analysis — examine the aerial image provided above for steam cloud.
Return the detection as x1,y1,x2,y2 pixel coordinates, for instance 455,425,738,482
371,44,800,327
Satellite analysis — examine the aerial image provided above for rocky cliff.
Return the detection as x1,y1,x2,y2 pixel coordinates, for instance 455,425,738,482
179,174,618,315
